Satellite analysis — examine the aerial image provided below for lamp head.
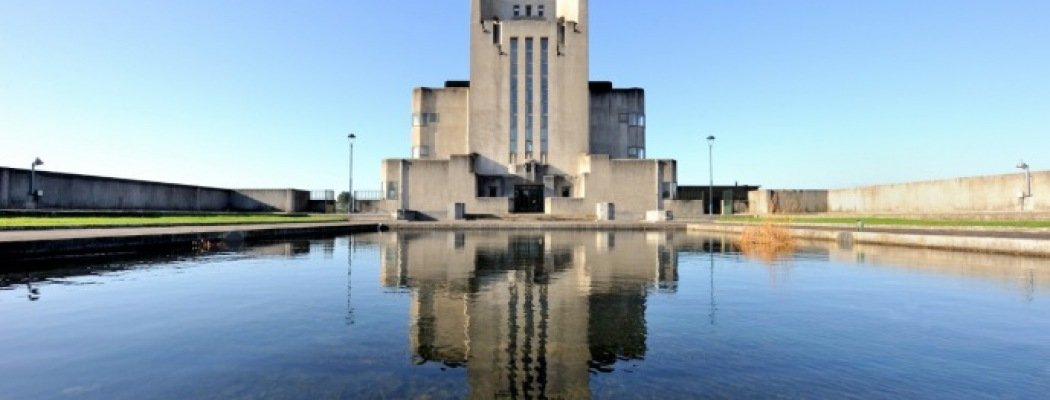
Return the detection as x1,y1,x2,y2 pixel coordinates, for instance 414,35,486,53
32,158,44,167
706,135,716,145
1017,160,1029,170
348,133,356,143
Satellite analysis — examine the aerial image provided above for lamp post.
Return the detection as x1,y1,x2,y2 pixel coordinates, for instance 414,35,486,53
706,135,715,215
30,157,44,198
348,134,356,214
1017,160,1031,197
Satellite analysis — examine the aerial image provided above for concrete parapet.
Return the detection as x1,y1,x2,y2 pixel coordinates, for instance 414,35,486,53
828,170,1049,214
545,197,589,218
646,210,671,222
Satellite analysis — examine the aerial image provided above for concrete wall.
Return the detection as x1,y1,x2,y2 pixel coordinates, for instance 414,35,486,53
0,167,309,212
232,189,310,212
589,87,644,159
545,197,590,218
828,170,1049,213
412,87,469,160
664,200,705,219
749,190,829,215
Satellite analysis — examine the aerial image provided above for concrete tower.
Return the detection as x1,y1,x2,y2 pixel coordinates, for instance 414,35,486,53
379,0,686,220
469,0,590,178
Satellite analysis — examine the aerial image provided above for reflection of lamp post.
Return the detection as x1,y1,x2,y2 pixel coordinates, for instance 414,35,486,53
706,136,715,215
30,157,44,198
348,133,356,214
1017,160,1031,197
709,241,717,326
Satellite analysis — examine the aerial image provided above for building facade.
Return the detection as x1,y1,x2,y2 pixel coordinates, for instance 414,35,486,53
379,0,700,220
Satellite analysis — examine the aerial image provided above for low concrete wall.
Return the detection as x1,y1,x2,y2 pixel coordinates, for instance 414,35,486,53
545,198,590,218
664,200,705,219
0,167,309,212
828,171,1049,213
471,197,511,216
749,190,829,215
232,189,310,212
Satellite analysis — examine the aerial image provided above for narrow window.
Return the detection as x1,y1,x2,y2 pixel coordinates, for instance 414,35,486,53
537,5,545,17
513,5,521,17
509,38,519,156
525,37,534,159
526,5,532,17
540,38,549,158
492,22,501,44
412,113,426,127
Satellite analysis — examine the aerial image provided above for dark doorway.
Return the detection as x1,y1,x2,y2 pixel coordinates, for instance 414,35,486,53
513,185,544,213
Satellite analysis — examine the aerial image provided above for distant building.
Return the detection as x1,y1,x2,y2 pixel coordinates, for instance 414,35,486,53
378,0,696,220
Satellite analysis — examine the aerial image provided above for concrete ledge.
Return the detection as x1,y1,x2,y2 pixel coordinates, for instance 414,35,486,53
390,221,686,231
687,223,1050,257
0,222,383,261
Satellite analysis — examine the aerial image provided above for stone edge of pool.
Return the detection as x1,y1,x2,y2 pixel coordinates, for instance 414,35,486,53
1,220,1048,261
685,223,1050,257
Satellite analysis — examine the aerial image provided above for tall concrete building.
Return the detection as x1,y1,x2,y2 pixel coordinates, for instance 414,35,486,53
379,0,700,220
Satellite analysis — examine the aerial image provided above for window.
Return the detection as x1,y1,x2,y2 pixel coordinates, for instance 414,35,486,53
385,182,399,200
537,5,544,17
492,22,501,44
619,113,645,127
526,5,532,17
412,113,439,126
513,5,520,17
509,38,519,155
628,146,645,159
540,38,549,157
525,37,533,157
412,145,430,159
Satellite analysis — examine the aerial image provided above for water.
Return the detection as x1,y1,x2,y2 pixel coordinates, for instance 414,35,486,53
1,231,1048,399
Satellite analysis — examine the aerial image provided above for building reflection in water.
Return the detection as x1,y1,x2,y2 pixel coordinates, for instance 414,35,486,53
378,231,679,399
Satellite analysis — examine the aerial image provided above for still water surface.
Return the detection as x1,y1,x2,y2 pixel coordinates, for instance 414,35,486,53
1,231,1048,399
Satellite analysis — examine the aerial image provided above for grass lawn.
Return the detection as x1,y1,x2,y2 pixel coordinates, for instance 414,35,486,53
717,215,1050,229
0,214,348,229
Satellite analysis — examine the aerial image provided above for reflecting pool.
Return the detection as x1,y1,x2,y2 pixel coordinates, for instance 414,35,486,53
1,231,1048,399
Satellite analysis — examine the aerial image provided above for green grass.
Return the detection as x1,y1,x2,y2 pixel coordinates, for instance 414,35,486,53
717,215,1050,229
0,214,348,229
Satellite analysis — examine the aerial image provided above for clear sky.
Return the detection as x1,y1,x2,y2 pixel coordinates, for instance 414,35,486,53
2,1,1047,192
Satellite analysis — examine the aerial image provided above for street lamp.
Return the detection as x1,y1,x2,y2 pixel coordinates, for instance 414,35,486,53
706,135,715,215
30,157,44,198
348,134,356,214
1017,160,1031,198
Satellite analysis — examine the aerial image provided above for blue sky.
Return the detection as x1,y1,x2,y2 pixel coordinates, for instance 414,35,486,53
2,0,1047,192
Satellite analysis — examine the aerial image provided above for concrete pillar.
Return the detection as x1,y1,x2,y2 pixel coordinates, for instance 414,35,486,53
449,202,465,220
596,202,614,221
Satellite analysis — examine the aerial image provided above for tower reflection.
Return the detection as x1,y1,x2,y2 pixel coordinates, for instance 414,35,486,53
378,231,679,399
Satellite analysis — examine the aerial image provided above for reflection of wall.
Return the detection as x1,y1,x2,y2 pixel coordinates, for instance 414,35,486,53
828,244,1049,298
379,231,679,399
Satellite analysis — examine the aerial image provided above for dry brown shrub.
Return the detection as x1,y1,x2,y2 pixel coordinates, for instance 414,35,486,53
738,222,796,262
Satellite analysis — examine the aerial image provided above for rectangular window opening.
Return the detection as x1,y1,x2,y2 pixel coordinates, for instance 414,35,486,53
526,5,532,17
537,5,544,17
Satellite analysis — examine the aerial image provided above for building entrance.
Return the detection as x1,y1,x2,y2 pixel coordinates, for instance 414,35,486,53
513,185,544,213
